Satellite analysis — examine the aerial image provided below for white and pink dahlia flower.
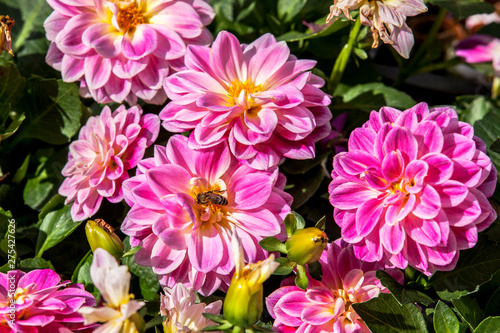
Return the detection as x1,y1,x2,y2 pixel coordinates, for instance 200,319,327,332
266,240,403,333
121,135,293,295
160,31,332,170
44,0,215,104
0,269,96,333
329,103,497,275
59,105,160,221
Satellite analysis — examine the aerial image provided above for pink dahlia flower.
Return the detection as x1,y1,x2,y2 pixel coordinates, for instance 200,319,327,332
266,240,403,333
121,135,292,295
160,31,332,170
329,103,497,275
59,105,160,221
44,0,215,104
0,269,96,333
455,34,500,76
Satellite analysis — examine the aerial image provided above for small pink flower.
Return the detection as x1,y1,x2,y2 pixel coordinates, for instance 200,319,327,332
160,31,332,170
329,103,497,275
160,283,222,333
44,0,215,104
327,0,427,58
121,135,292,295
266,240,403,333
59,105,160,221
0,269,96,333
455,34,500,76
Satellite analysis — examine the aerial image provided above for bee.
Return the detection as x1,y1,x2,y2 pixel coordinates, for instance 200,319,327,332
196,190,228,206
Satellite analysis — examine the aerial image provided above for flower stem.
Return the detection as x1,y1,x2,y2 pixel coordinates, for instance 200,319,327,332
492,76,500,99
328,15,362,94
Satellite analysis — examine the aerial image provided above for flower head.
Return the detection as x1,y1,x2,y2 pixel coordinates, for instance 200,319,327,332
327,0,427,58
160,283,222,333
59,105,159,221
285,227,328,265
121,135,292,295
0,15,14,56
0,269,96,332
160,31,332,170
266,240,403,333
455,34,500,76
78,248,145,333
329,103,497,275
44,0,215,104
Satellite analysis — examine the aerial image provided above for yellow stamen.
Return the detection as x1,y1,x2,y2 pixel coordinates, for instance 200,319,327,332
116,1,146,33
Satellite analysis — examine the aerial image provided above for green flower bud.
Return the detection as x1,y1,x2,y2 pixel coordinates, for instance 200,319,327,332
85,219,124,259
285,227,328,265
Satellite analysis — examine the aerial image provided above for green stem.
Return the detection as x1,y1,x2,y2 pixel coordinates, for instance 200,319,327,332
328,15,362,94
492,76,500,99
13,0,47,52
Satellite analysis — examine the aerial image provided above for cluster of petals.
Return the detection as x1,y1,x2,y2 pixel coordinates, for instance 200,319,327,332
121,135,292,295
160,283,222,333
329,103,497,275
455,34,500,76
78,248,145,333
44,0,214,104
266,240,403,333
0,269,96,333
59,105,159,221
327,0,427,58
160,31,332,170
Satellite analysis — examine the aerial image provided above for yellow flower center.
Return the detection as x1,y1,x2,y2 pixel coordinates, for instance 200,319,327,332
227,79,263,111
190,178,228,224
116,1,146,33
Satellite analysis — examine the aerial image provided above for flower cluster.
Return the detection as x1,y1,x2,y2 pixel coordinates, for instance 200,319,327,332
0,269,96,332
267,240,403,333
329,103,497,275
44,0,215,104
59,105,159,221
121,135,292,295
160,31,332,170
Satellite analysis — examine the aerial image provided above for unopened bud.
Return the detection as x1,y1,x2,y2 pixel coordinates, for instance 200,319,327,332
85,219,124,259
285,227,328,265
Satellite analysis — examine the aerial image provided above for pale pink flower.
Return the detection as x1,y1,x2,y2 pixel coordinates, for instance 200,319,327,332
121,135,292,295
0,269,96,333
160,283,222,333
59,105,160,221
329,103,497,275
327,0,427,58
160,31,332,170
266,240,403,333
78,248,145,333
44,0,215,104
455,34,500,76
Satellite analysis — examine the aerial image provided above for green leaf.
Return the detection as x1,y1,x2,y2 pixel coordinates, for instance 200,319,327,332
0,57,26,105
202,312,227,324
490,139,500,155
337,83,416,111
35,204,82,257
428,0,494,20
474,94,500,172
456,95,493,125
71,251,99,298
474,317,500,333
12,154,30,184
274,257,296,276
433,301,460,333
352,293,428,333
17,78,82,145
145,315,167,330
430,240,500,301
376,271,434,307
19,257,54,271
277,17,350,42
484,287,500,318
122,241,160,300
284,211,306,237
0,109,25,142
295,264,308,290
259,236,287,254
277,0,307,23
285,164,324,210
122,245,141,258
452,296,483,330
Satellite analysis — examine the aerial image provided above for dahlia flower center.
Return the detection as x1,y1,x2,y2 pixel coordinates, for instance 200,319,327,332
334,288,357,321
388,178,415,196
227,79,263,110
13,287,29,304
116,1,147,33
190,178,228,224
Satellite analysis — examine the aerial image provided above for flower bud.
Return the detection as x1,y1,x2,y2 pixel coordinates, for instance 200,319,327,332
285,227,328,265
85,219,124,259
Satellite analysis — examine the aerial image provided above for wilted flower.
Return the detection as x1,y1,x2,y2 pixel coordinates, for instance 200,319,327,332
267,240,403,333
329,103,497,275
455,34,500,76
0,15,14,56
160,283,222,333
44,0,215,104
160,31,332,170
59,105,159,221
285,227,328,265
85,219,125,258
0,269,96,332
121,135,292,295
327,0,427,58
224,232,279,328
78,248,145,333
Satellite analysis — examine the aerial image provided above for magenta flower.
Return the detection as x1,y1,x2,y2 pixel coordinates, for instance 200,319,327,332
329,103,497,275
160,31,332,170
455,34,500,76
44,0,215,105
59,105,160,221
121,135,292,295
0,269,96,333
266,240,403,333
